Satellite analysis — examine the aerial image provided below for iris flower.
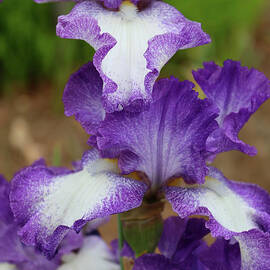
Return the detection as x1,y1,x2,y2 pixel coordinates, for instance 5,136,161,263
10,60,270,269
35,0,210,112
0,175,123,270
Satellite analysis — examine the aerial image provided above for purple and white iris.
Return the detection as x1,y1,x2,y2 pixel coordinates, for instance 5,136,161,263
10,151,147,258
9,58,270,269
37,0,210,112
6,0,270,268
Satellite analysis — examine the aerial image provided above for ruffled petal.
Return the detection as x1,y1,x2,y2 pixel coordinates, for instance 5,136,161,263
57,1,210,112
235,230,270,270
0,178,61,270
10,149,147,258
97,77,218,189
165,167,270,239
58,235,120,270
201,231,270,270
63,62,105,134
193,60,270,158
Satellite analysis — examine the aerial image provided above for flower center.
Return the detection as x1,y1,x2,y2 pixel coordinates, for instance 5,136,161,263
120,0,138,21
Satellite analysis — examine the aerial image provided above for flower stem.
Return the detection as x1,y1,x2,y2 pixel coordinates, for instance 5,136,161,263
117,214,124,270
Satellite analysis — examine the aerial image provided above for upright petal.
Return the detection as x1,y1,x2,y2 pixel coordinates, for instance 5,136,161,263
10,149,147,258
57,1,210,112
58,235,120,270
193,60,270,158
165,167,270,239
97,77,218,189
63,62,105,135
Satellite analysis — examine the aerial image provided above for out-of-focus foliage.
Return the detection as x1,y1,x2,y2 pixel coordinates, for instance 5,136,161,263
166,0,265,59
163,0,266,78
0,0,267,94
0,0,92,94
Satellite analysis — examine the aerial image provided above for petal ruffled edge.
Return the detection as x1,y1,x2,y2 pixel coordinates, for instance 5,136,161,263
10,149,147,258
193,60,270,159
165,166,270,239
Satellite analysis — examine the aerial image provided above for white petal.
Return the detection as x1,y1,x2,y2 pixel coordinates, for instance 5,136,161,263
58,236,120,270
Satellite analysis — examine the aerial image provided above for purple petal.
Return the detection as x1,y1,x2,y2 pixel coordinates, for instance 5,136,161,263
193,60,270,158
63,62,105,134
97,77,218,188
101,0,122,8
84,216,110,234
235,230,270,270
165,166,270,240
0,175,13,224
199,238,241,270
133,254,178,270
158,217,187,259
172,218,209,264
57,231,84,258
57,1,210,112
0,178,60,269
10,149,147,258
0,223,28,265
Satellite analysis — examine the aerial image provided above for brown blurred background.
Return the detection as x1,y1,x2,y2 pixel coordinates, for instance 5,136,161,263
0,0,270,242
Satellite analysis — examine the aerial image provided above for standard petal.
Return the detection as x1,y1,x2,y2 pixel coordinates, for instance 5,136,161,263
58,235,120,270
193,60,270,158
165,166,270,239
57,1,210,112
63,62,105,134
97,77,218,189
10,149,147,258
